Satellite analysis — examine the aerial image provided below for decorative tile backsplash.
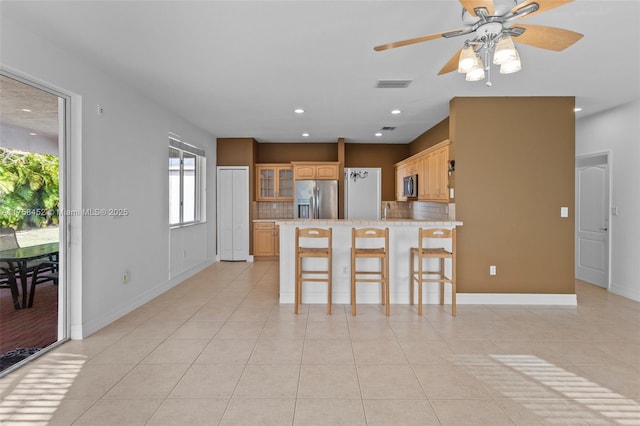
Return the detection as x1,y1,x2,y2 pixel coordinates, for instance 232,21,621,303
255,201,294,219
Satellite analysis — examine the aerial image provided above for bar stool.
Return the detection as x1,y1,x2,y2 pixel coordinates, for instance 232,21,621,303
295,227,333,315
351,227,390,316
410,227,457,316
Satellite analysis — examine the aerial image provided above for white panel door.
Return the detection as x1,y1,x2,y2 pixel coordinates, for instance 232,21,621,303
576,156,609,287
232,168,249,260
217,167,249,261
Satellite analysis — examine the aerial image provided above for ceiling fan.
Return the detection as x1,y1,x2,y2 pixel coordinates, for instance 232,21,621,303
374,0,583,84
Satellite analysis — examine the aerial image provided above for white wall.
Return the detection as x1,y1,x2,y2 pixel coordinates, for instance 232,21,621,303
576,100,640,301
1,15,217,337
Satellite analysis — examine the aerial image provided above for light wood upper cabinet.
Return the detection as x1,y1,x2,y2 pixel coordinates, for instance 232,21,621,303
395,163,408,201
292,162,340,180
256,164,293,200
396,140,450,202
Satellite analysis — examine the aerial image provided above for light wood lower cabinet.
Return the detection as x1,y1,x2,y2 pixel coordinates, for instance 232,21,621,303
253,221,279,258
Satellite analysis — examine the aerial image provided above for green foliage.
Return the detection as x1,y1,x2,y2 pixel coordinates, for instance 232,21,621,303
0,148,59,229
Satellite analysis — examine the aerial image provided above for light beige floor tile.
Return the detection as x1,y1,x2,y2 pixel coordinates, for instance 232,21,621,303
348,319,396,340
568,364,640,400
412,363,492,399
168,320,225,339
249,338,304,364
352,339,408,364
233,364,300,398
497,398,605,425
362,399,441,425
400,339,454,364
73,398,163,426
302,339,355,364
88,338,163,364
141,338,209,364
125,320,185,339
220,398,295,426
104,364,189,398
45,398,97,426
63,363,135,399
305,318,350,340
260,320,307,340
2,262,639,426
146,398,228,425
195,339,256,364
389,320,443,342
298,364,361,398
431,399,514,425
357,364,425,399
215,321,265,339
169,364,244,398
294,398,366,426
190,305,236,321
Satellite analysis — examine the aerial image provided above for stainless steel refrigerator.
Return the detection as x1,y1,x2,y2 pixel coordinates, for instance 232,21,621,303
344,168,381,219
294,179,338,219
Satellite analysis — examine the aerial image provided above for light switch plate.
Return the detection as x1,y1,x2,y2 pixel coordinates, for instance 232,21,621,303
560,207,569,218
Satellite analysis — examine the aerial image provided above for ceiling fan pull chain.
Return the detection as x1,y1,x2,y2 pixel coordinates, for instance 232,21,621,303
485,48,493,87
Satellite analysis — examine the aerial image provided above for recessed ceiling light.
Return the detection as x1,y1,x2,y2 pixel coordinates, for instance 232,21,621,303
21,108,32,112
302,133,309,137
391,109,401,114
29,132,37,136
574,107,582,112
375,132,383,137
294,108,305,114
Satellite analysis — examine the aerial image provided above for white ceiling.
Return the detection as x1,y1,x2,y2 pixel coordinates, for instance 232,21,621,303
2,0,639,144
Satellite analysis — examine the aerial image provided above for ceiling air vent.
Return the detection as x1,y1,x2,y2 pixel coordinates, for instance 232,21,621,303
381,126,396,131
375,79,412,89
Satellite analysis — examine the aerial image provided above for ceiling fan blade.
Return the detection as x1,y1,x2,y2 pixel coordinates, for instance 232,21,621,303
374,30,462,51
512,0,574,19
459,0,494,17
438,48,464,75
511,24,583,51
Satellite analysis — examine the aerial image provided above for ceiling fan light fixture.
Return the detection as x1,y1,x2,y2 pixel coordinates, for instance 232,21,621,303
493,36,517,65
465,66,485,81
499,50,522,74
457,45,477,73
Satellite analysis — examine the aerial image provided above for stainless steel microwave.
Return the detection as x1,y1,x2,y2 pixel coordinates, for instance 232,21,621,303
403,174,418,198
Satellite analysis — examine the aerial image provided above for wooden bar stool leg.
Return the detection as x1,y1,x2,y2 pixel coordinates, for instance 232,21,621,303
351,253,356,316
418,256,423,316
295,255,300,315
440,258,445,306
327,256,332,315
409,251,414,306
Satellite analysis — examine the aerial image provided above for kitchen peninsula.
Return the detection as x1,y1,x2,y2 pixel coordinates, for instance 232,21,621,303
277,219,462,306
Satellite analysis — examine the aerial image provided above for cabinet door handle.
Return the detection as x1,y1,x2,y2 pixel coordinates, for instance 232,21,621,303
600,227,608,231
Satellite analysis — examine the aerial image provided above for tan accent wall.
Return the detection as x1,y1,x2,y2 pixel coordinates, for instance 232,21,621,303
345,143,409,201
257,143,338,162
410,117,450,155
450,97,575,294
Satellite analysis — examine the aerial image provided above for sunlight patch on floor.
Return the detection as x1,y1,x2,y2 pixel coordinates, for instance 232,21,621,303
0,352,86,425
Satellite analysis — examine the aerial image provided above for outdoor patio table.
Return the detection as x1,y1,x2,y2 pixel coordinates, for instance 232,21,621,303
0,242,59,309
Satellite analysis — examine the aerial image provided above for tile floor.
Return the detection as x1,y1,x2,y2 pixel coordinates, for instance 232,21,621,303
1,260,639,425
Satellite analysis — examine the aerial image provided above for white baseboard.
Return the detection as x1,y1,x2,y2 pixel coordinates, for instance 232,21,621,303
77,259,215,339
456,293,577,306
609,283,640,302
280,290,577,306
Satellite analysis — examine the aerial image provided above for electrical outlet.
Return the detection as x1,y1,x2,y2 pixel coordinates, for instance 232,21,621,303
122,271,129,283
342,266,348,274
489,265,496,276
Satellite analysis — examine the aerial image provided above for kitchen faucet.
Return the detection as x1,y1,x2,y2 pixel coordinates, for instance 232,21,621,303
384,202,391,220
